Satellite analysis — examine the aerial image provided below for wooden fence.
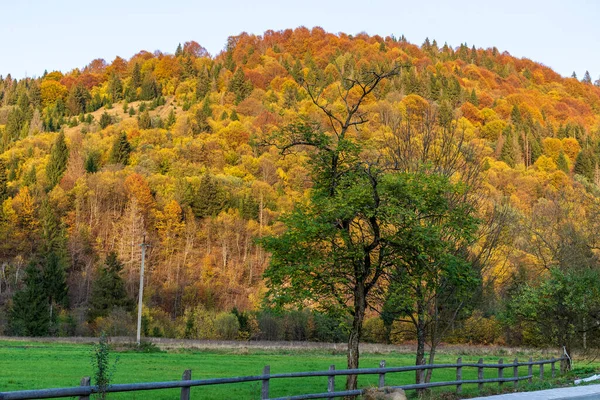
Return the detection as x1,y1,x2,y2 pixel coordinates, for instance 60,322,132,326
0,356,566,400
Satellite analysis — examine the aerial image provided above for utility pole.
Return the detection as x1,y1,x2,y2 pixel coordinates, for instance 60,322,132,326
136,236,150,346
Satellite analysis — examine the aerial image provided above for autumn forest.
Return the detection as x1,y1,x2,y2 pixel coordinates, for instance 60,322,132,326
1,28,600,361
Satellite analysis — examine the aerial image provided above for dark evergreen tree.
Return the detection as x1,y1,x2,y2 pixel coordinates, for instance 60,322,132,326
131,63,142,89
66,84,91,115
582,71,592,84
574,150,594,180
140,74,161,100
557,151,570,174
88,252,134,322
9,263,50,336
165,109,176,128
193,97,212,134
469,88,479,106
500,129,517,167
99,112,112,129
175,43,183,57
228,68,253,104
0,158,7,202
196,68,211,100
110,132,132,165
190,174,228,218
84,150,101,173
108,73,123,102
45,131,69,189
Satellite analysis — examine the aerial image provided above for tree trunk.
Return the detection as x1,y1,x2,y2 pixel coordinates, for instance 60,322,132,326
346,284,366,393
425,345,437,383
415,287,426,385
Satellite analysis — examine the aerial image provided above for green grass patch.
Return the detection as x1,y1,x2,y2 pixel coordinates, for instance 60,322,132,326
0,340,596,399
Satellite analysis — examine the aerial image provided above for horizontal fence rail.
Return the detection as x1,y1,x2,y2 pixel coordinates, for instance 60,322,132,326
0,356,567,400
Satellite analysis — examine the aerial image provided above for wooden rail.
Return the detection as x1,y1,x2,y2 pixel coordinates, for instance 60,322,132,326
0,356,566,400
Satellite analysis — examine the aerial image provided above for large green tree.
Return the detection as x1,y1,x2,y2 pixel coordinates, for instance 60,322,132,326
263,65,401,391
45,131,69,189
88,252,134,322
9,263,50,336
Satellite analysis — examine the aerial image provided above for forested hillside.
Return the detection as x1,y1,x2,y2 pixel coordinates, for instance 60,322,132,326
1,27,600,347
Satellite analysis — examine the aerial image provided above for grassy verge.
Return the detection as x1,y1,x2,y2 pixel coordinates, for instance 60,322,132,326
0,339,597,399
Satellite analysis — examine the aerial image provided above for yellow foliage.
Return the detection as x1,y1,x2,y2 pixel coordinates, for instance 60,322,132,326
534,155,557,172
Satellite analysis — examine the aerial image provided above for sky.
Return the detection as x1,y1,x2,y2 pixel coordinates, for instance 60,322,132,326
1,0,599,80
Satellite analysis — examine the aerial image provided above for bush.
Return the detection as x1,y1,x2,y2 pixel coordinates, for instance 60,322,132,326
94,308,135,336
461,310,502,344
214,313,240,340
257,311,282,341
362,317,386,343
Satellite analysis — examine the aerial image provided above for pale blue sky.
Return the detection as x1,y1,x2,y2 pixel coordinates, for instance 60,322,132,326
1,0,599,80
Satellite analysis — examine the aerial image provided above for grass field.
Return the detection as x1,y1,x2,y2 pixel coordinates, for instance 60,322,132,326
0,339,592,399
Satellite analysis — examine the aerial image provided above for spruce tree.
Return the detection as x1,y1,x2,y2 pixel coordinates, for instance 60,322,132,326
131,63,142,89
108,74,123,102
193,98,212,134
9,263,50,336
166,109,176,128
583,71,592,84
574,150,594,180
99,112,112,129
110,132,132,165
228,68,253,104
88,252,133,322
500,130,516,167
196,68,211,100
557,151,570,174
191,174,228,218
469,89,479,106
0,158,7,202
45,131,69,190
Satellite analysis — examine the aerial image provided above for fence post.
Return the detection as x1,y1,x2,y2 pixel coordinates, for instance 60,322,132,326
328,365,335,393
262,365,270,400
498,358,504,389
551,357,556,378
478,358,484,392
379,360,386,388
180,369,192,400
528,357,533,384
513,358,519,389
79,376,91,400
456,357,462,395
539,362,544,380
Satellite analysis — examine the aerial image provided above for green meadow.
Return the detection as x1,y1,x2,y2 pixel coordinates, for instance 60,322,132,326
0,340,586,399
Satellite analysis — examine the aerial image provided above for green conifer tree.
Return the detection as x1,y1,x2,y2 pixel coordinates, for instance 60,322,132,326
557,151,570,174
131,63,142,89
9,263,50,336
99,112,112,129
0,158,7,202
228,68,253,104
88,252,134,322
574,150,594,180
45,131,69,189
110,132,132,165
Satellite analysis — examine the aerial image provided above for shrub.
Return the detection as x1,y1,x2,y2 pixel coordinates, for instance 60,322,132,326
215,313,240,340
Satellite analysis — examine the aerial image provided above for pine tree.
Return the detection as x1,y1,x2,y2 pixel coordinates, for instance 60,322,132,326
469,89,478,106
196,68,211,100
0,158,7,202
131,63,142,89
193,97,212,134
228,68,253,104
582,71,592,84
557,151,570,174
574,150,594,180
175,43,183,57
110,132,132,165
99,112,112,129
45,131,69,189
500,129,516,167
166,109,176,128
85,150,100,173
88,252,134,322
9,263,50,336
108,74,123,102
191,174,228,218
